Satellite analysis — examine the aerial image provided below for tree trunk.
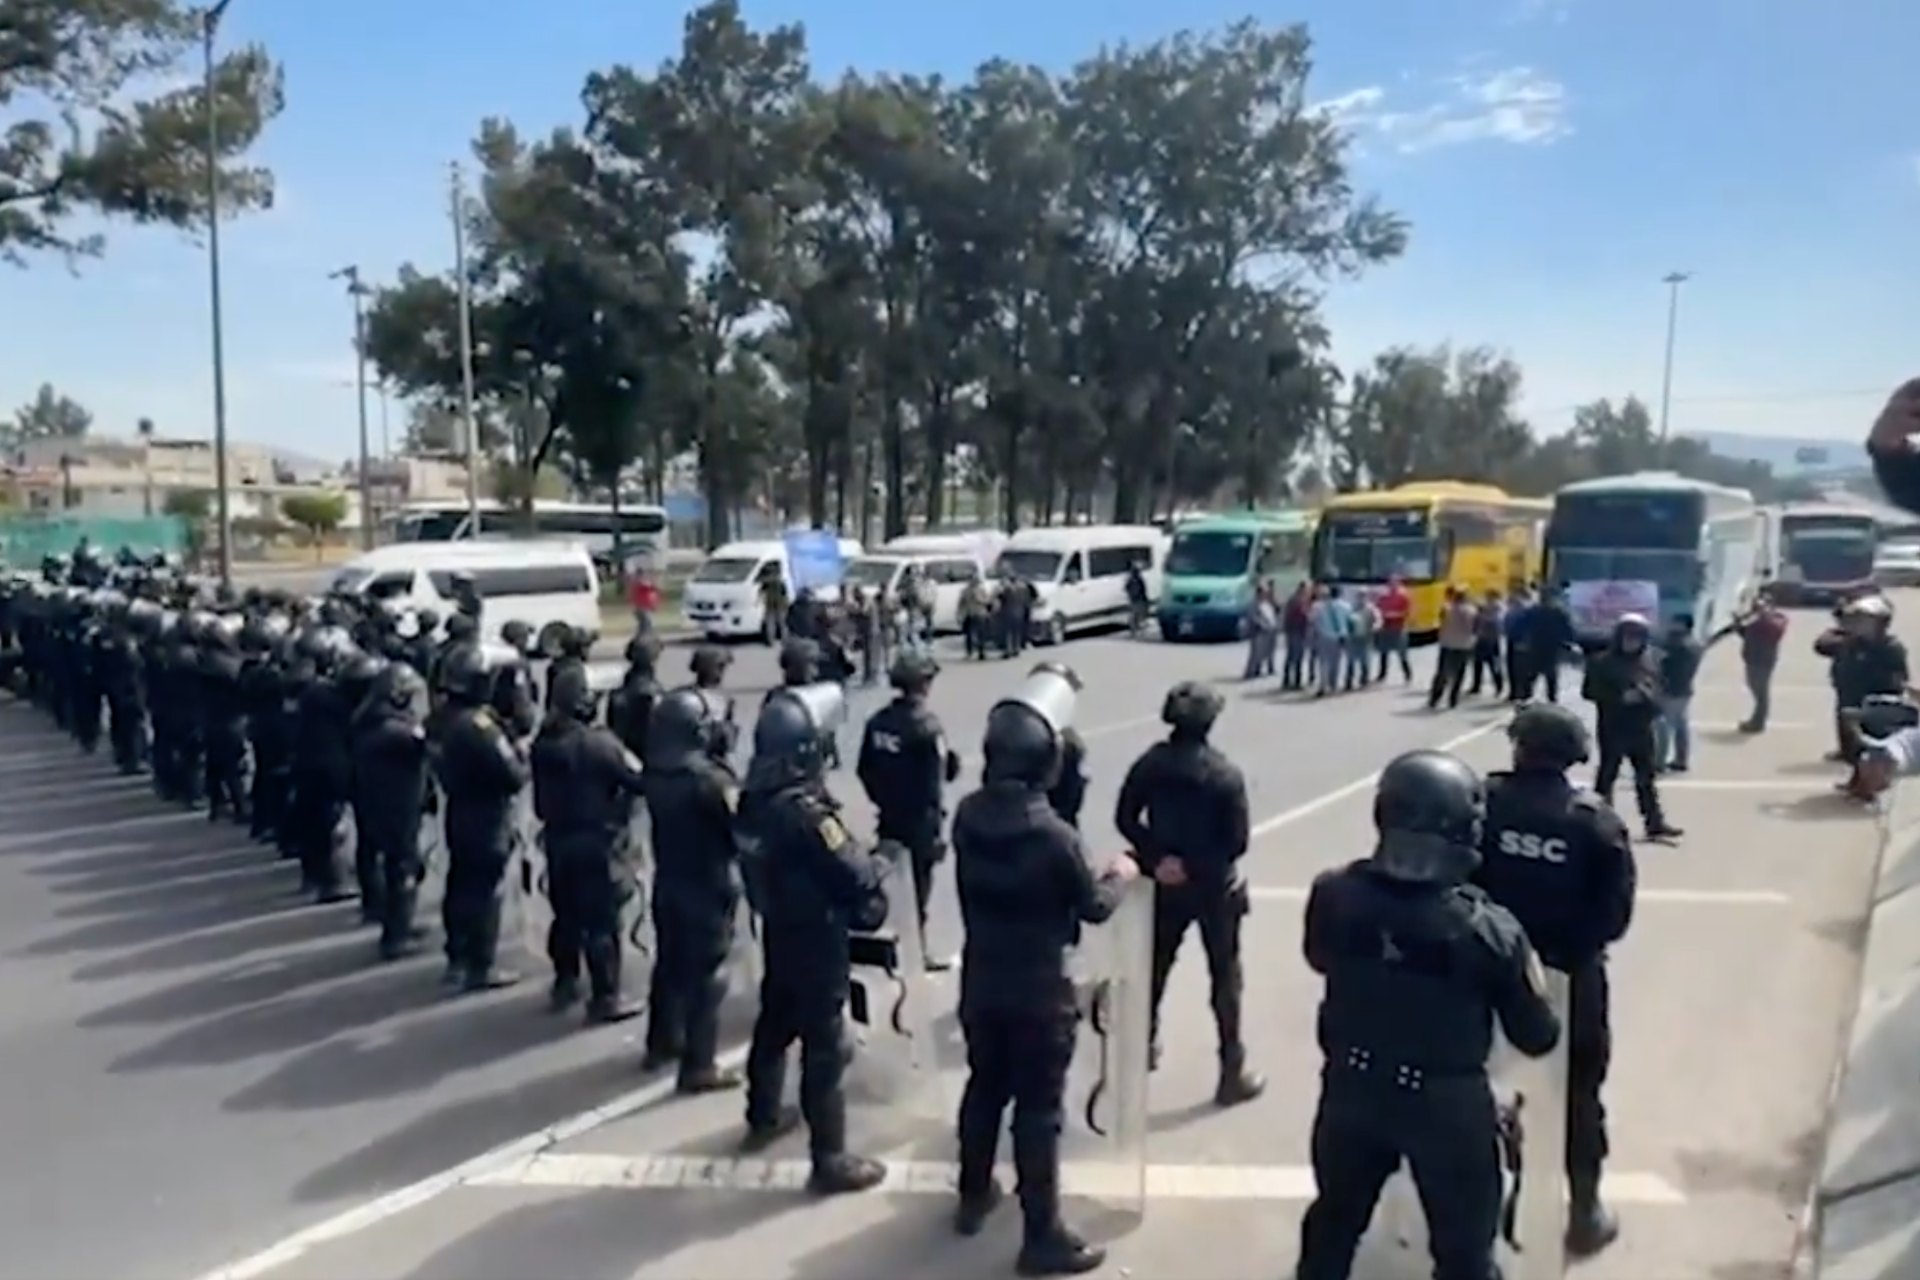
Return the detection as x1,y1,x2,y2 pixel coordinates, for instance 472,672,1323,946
882,397,906,541
921,384,951,528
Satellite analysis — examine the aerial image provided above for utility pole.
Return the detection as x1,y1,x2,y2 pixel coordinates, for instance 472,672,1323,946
330,265,375,549
202,0,236,586
451,161,482,533
1657,271,1691,446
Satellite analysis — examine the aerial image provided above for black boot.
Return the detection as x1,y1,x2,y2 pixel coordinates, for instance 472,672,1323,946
1015,1229,1105,1277
1567,1172,1620,1256
953,1181,1004,1237
581,936,638,1024
1214,1044,1266,1108
807,1152,886,1195
548,976,582,1013
739,1107,802,1153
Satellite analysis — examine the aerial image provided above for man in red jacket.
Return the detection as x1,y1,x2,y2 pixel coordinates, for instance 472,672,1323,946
1374,576,1413,682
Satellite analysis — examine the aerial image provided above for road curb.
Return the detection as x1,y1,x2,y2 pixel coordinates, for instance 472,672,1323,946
1810,800,1920,1278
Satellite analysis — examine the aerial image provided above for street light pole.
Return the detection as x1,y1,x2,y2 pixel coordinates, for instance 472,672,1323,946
330,265,375,549
202,0,235,586
1657,270,1691,447
450,161,482,533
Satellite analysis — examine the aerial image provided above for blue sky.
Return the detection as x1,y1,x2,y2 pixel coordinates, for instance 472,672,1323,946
5,0,1917,464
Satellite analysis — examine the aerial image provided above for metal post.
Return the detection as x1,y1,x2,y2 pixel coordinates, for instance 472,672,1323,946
203,0,235,586
377,381,392,459
1657,271,1690,447
331,266,375,550
451,162,481,532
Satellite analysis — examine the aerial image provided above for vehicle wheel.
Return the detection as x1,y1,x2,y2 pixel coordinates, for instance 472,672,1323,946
1047,614,1067,647
535,622,568,659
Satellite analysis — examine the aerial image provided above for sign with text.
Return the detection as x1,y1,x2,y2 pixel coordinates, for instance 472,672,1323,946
1567,579,1660,635
783,529,845,593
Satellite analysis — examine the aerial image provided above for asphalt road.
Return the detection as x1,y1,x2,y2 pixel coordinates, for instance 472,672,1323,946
0,607,1892,1280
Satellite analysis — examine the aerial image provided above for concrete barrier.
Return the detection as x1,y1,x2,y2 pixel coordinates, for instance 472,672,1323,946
1812,801,1920,1278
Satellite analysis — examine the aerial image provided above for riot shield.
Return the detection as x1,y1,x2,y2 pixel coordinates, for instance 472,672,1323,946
1373,969,1572,1280
843,841,944,1118
414,796,447,915
1061,874,1153,1223
728,898,765,994
506,791,552,964
618,802,655,1011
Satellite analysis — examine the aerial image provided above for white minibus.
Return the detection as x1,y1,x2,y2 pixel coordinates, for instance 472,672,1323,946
329,540,602,656
682,536,865,640
993,525,1168,645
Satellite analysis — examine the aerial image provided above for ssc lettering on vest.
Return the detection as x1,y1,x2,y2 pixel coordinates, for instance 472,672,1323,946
868,730,904,754
1495,829,1569,864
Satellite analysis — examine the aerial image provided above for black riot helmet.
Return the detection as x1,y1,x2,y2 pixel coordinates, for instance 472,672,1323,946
1370,750,1486,885
499,619,534,656
748,682,847,791
689,644,732,687
648,687,715,770
383,662,428,715
889,649,938,695
624,630,663,672
1508,702,1592,770
549,661,599,724
559,624,594,661
778,637,822,685
445,612,478,644
439,643,493,705
1161,680,1224,738
982,662,1082,789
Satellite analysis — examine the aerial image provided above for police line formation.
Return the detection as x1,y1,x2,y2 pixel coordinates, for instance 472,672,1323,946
6,544,1836,1280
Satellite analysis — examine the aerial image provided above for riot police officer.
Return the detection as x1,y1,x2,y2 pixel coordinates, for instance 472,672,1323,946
290,628,355,904
606,631,663,761
1473,702,1635,1256
1294,750,1561,1280
531,663,648,1024
856,649,961,968
1115,680,1264,1105
950,664,1139,1276
200,616,252,826
434,645,529,991
492,621,541,740
351,663,434,960
686,644,738,761
543,623,595,710
641,688,746,1089
737,682,893,1194
1049,726,1088,829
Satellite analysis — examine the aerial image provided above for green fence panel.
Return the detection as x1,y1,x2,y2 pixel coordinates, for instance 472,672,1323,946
0,516,190,564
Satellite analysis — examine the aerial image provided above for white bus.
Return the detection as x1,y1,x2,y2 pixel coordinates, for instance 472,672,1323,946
992,524,1169,646
388,500,670,574
1546,471,1764,645
329,540,603,656
1773,503,1880,606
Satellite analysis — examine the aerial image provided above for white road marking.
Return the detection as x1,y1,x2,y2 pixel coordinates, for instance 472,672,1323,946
1659,780,1831,791
1250,720,1507,839
188,1046,754,1280
1248,886,1792,906
468,1151,1689,1206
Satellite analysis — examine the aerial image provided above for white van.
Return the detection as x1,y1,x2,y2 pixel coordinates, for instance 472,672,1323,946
842,531,1009,632
993,525,1168,645
683,536,864,640
329,540,602,656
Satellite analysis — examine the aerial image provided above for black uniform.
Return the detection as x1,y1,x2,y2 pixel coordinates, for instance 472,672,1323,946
531,666,648,1023
951,664,1125,1277
100,615,148,774
200,627,252,825
606,635,664,762
1047,727,1088,829
856,654,960,936
1581,618,1678,839
290,636,354,902
1474,749,1635,1255
738,682,892,1194
1115,681,1262,1104
435,646,530,990
351,666,434,960
1295,750,1560,1280
642,689,746,1087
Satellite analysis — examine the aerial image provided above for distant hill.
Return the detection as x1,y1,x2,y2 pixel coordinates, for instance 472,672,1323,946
1680,430,1868,476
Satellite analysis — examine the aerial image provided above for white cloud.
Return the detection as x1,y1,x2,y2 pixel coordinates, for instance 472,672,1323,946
1329,68,1571,155
1511,0,1574,24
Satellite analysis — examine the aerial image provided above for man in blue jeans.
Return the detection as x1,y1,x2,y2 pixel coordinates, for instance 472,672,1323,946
1655,614,1702,772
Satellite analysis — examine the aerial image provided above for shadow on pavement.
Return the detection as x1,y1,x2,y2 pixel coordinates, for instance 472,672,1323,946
1676,1125,1824,1207
77,932,386,1029
70,899,347,981
786,1197,1020,1280
20,885,327,959
399,1188,796,1280
1761,793,1876,824
43,846,277,897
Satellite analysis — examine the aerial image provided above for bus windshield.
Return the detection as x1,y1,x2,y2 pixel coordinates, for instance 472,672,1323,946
1315,509,1434,582
1783,517,1875,577
1550,491,1703,551
1167,530,1256,578
1549,548,1701,596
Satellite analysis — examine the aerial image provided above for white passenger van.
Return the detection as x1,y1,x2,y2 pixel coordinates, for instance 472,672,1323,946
841,531,1009,632
993,525,1168,645
328,540,602,656
682,536,864,641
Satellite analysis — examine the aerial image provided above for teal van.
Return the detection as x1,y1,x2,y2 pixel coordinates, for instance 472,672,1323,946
1158,510,1315,640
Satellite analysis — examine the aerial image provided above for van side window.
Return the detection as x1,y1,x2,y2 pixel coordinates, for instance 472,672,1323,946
754,561,783,586
1062,553,1085,584
935,559,980,584
1088,546,1146,578
365,571,414,601
427,564,591,597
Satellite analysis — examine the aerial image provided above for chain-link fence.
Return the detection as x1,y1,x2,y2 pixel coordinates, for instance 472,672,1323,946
0,515,191,565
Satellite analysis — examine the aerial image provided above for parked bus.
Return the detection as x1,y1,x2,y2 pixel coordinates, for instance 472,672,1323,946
1773,503,1879,606
1158,509,1316,640
1311,482,1548,639
387,499,670,575
1545,471,1764,644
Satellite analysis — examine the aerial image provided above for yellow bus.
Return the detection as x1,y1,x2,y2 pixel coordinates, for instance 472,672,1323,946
1308,481,1550,638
